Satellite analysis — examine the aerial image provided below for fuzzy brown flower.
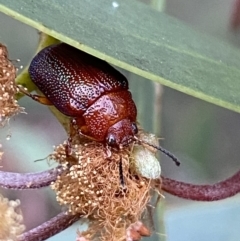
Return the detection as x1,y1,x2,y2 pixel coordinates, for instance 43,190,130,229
0,43,24,127
50,133,161,241
0,194,25,240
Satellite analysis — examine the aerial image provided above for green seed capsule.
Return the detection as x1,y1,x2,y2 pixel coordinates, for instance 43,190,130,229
132,141,161,179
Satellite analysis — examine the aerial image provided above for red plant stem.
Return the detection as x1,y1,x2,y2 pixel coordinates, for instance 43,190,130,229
161,170,240,201
0,166,63,189
18,211,81,241
1,165,240,201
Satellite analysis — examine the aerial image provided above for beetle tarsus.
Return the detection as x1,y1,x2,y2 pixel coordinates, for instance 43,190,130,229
18,85,52,105
66,138,73,157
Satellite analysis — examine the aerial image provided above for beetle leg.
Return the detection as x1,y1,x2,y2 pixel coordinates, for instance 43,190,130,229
79,125,90,136
71,118,90,140
79,128,99,142
74,118,99,142
66,136,73,157
18,85,52,105
65,119,78,156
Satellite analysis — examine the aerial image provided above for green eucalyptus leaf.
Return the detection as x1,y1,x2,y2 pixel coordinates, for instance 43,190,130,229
1,0,240,112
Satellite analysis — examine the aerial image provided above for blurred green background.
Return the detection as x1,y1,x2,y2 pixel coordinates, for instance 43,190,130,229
1,0,240,240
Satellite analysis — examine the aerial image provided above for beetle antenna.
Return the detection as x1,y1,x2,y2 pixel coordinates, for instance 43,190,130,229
119,157,125,187
134,136,180,166
146,142,180,166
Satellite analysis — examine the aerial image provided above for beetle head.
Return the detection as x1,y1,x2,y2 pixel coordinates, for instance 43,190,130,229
106,120,181,166
106,119,138,148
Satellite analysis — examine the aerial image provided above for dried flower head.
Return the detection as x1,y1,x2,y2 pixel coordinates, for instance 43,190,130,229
50,131,161,241
0,194,25,240
0,43,24,127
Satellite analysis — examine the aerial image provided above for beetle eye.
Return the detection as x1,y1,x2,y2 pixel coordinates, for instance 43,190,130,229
131,123,138,134
107,134,116,146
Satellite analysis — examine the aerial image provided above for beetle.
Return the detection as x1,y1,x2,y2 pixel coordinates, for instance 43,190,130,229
21,43,180,165
25,43,138,148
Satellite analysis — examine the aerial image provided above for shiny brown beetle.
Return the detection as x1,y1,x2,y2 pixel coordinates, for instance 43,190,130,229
25,43,138,148
20,43,180,165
